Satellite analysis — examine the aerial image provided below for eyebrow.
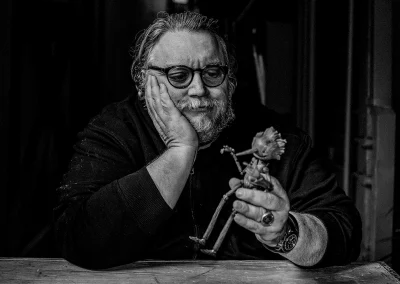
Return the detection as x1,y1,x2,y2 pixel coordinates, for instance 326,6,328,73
160,61,225,69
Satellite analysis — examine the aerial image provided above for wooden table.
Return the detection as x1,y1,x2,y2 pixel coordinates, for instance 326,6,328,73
1,258,400,284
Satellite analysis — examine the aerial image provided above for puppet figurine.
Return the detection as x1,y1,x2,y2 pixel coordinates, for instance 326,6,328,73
189,127,287,257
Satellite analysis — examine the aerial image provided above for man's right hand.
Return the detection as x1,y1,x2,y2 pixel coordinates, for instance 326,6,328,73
145,75,198,149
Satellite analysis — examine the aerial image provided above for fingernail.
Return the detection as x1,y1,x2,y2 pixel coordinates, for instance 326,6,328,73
236,189,243,197
233,201,241,210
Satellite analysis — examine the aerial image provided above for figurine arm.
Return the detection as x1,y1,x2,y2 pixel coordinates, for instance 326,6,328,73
221,145,243,173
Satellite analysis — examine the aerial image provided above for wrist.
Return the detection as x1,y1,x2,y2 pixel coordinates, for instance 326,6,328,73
168,145,198,158
166,146,197,168
261,213,299,254
166,134,198,149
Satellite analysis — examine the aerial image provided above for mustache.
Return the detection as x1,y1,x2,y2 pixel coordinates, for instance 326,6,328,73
176,97,222,111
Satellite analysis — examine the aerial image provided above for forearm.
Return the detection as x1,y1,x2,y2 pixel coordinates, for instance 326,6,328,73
55,168,174,269
256,212,327,267
147,146,197,208
280,212,328,267
56,181,149,268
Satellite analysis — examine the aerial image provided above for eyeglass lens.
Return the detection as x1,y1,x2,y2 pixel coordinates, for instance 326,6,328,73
167,66,226,88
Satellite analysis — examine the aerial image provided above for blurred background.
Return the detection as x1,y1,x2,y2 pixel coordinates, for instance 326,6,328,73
0,0,398,273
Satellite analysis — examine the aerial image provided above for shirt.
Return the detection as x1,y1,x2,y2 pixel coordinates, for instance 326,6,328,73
54,93,362,269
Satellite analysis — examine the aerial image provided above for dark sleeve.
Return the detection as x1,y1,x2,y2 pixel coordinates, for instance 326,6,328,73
54,114,173,269
278,132,362,267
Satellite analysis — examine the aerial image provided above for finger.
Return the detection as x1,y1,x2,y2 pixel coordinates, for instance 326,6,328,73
153,79,177,126
234,213,266,235
145,76,166,130
150,76,165,114
233,200,265,222
159,83,177,114
150,75,161,99
159,83,169,100
234,213,282,235
229,178,243,191
145,75,157,118
233,200,287,230
235,188,288,211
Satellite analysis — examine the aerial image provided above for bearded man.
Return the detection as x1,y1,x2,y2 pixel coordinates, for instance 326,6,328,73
54,11,361,269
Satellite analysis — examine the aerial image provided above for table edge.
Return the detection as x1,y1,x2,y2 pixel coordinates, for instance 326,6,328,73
378,261,400,283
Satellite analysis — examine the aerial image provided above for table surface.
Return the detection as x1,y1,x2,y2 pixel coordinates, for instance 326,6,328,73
1,258,400,284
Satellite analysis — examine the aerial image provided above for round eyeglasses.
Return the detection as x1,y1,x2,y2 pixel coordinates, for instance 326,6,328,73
147,64,228,89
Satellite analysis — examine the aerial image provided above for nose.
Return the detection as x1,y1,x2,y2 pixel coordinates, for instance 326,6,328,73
187,72,206,97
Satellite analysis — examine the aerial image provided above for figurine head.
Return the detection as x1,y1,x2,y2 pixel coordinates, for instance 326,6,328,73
236,127,287,161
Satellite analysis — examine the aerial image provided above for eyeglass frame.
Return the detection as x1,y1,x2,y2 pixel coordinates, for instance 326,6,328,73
146,64,229,89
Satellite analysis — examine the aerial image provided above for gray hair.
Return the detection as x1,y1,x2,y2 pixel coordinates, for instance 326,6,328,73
130,11,237,99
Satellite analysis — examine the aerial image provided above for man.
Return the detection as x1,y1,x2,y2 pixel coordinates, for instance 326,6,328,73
54,11,362,269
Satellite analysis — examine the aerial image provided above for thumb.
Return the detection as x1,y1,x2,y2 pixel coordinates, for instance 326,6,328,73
229,177,243,190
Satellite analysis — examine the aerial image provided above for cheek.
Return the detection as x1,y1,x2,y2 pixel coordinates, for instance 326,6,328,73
209,85,229,103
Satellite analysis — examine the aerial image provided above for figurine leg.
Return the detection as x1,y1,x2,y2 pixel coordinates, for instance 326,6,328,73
201,209,237,257
189,186,238,246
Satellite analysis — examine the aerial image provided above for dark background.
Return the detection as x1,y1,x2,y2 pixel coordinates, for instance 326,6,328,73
0,0,399,273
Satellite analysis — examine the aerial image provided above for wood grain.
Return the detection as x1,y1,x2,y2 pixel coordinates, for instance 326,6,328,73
0,258,399,284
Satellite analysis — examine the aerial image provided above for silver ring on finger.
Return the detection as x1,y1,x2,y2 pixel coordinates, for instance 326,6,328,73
260,210,274,227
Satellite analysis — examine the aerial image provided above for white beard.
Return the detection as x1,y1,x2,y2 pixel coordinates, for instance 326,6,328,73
186,113,215,143
177,96,235,144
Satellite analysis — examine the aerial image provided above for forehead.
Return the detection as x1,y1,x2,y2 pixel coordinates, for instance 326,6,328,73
148,30,224,67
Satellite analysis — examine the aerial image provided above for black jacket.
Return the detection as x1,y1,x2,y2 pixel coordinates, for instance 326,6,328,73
54,94,362,269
